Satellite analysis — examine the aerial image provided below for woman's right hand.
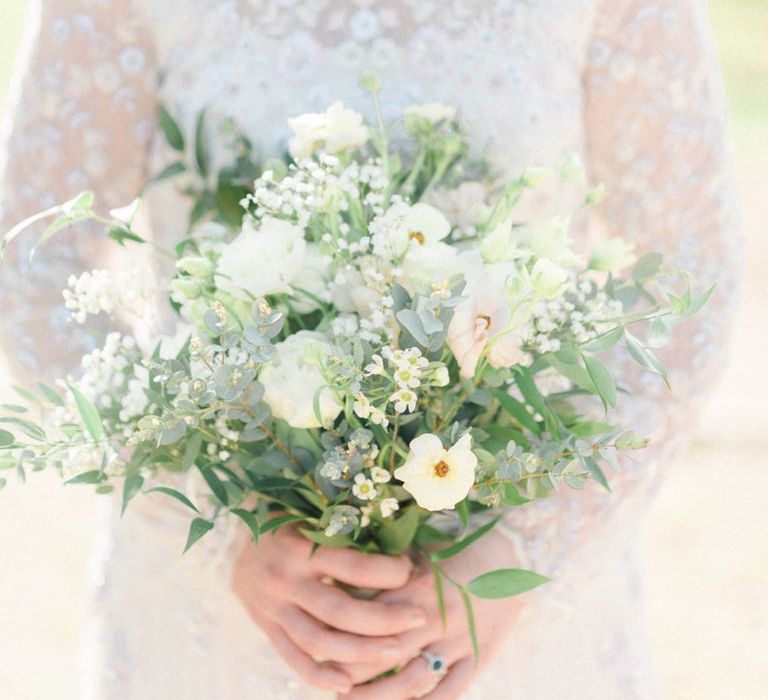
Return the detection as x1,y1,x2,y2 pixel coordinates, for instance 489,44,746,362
231,524,428,694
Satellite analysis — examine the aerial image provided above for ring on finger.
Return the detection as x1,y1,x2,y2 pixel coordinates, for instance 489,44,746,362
420,650,448,677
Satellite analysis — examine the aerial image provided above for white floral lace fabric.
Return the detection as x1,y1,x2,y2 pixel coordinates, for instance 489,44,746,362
0,0,740,697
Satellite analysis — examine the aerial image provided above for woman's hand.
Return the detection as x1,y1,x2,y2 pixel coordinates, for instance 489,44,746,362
341,529,524,699
231,524,429,695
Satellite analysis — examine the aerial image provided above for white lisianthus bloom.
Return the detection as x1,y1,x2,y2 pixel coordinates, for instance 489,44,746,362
290,243,330,313
589,238,637,272
401,241,461,287
259,331,342,429
216,217,307,300
530,257,570,299
521,215,582,266
404,102,457,125
394,433,477,511
371,202,451,260
287,101,369,159
446,265,527,379
330,265,379,316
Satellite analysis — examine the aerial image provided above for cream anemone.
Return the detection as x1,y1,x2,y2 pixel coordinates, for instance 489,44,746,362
394,433,477,511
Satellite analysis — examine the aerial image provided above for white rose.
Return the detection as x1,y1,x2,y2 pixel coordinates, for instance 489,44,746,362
446,264,527,379
371,202,451,260
287,101,369,159
589,238,637,272
215,217,307,300
259,331,342,429
404,102,457,126
530,257,569,299
394,433,477,511
330,265,380,316
401,241,461,287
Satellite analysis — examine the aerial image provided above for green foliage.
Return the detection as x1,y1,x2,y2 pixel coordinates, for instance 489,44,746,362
467,568,550,599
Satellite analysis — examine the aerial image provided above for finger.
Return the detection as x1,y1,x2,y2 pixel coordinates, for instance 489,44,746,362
310,548,414,589
343,637,468,692
420,657,474,700
294,580,427,636
261,622,352,695
343,654,444,700
280,605,406,665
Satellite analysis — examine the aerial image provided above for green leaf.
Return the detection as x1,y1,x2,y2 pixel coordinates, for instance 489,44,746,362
231,508,261,545
261,514,305,535
514,368,560,439
121,473,144,515
376,506,420,555
580,326,624,353
197,464,229,505
467,568,550,599
37,382,65,406
456,498,469,531
430,517,500,562
432,562,447,630
299,527,354,549
633,252,663,281
460,587,479,660
64,470,106,485
1,404,28,414
194,109,210,177
12,384,42,408
67,384,105,441
0,417,46,441
624,332,669,387
183,518,215,553
492,389,541,436
502,482,530,506
151,161,187,184
145,486,200,513
158,104,185,151
414,524,455,547
570,420,616,438
106,226,146,247
0,429,15,447
582,354,617,411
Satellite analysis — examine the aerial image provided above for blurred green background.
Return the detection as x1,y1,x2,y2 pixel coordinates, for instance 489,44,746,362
0,2,766,699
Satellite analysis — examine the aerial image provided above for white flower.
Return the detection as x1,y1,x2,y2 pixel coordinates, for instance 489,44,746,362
371,466,392,484
287,101,369,159
259,331,342,429
394,433,477,511
379,497,400,518
390,388,418,413
216,217,307,299
404,102,457,125
371,202,451,260
480,217,524,263
530,257,569,299
290,243,330,313
521,215,582,266
330,265,379,316
446,265,527,379
589,238,637,272
401,241,461,286
353,473,378,501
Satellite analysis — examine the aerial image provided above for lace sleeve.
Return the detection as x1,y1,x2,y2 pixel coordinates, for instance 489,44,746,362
0,0,157,384
499,0,742,576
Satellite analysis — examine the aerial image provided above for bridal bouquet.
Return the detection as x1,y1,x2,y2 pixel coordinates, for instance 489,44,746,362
0,72,710,646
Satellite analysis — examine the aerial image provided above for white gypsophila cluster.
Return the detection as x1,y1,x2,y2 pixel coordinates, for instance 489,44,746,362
77,333,141,409
63,266,157,324
527,281,623,353
245,155,388,229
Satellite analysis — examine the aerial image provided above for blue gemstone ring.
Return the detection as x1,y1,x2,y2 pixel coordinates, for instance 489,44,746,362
420,651,448,676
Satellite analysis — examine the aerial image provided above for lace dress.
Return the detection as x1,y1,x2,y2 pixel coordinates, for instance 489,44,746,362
0,0,741,698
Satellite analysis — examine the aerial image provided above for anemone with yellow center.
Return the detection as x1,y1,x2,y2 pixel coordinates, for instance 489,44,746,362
394,433,478,511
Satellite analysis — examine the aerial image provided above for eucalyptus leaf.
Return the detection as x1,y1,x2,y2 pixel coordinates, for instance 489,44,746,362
467,568,550,599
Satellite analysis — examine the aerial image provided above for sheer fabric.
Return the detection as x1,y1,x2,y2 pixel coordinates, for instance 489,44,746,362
0,0,740,697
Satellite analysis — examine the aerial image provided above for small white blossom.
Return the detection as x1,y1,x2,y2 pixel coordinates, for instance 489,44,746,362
379,498,400,518
352,473,378,501
370,467,391,484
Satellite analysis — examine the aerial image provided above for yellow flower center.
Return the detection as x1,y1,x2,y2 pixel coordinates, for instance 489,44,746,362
409,230,426,245
477,314,492,331
433,460,451,478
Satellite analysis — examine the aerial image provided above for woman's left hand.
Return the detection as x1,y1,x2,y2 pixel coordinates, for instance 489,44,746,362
340,528,525,699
